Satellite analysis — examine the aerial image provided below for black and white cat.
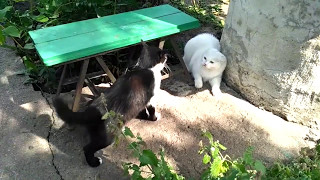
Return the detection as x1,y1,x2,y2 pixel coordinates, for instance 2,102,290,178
53,41,167,167
183,33,227,96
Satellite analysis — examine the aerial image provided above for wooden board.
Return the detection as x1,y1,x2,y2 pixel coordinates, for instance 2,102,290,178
29,4,200,66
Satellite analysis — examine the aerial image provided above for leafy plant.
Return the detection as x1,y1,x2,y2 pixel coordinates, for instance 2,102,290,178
120,127,320,180
17,56,57,92
122,127,185,180
199,131,266,180
265,143,320,179
121,128,267,180
0,0,149,91
169,0,224,29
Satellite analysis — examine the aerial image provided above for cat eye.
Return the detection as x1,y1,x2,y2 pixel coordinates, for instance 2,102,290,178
204,57,207,60
210,61,214,63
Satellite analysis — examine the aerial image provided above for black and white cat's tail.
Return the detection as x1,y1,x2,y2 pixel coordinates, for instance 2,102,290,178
53,97,102,125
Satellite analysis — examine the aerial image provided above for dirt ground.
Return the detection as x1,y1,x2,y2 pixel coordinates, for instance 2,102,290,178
47,2,319,178
51,61,319,179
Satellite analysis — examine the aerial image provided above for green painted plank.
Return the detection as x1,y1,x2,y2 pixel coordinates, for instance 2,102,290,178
29,4,180,44
29,5,200,66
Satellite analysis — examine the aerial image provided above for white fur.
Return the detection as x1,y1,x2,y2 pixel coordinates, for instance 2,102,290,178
183,33,227,96
98,157,102,164
150,62,164,96
148,59,166,117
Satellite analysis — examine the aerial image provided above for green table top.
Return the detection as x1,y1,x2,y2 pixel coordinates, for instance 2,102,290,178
29,4,200,66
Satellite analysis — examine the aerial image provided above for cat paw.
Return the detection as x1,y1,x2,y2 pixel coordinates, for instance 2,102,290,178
98,157,103,164
154,112,161,121
86,156,103,167
211,89,223,99
194,80,203,89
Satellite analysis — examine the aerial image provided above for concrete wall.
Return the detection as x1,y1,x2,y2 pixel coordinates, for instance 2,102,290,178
220,0,320,127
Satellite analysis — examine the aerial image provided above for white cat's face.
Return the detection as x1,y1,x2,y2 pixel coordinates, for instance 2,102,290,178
201,49,226,69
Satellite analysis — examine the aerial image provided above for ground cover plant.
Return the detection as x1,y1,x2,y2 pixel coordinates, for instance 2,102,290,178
121,127,320,180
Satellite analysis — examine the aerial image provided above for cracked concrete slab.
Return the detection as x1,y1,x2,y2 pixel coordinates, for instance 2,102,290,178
0,46,128,180
0,46,60,179
45,93,128,180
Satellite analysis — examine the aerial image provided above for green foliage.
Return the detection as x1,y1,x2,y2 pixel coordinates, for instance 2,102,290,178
0,0,147,48
122,128,320,180
122,127,185,180
122,128,266,180
199,131,265,180
0,0,9,10
170,0,224,29
16,56,56,91
0,0,149,89
264,143,320,179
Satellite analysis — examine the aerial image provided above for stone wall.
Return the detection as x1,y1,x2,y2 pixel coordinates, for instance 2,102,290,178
220,0,320,127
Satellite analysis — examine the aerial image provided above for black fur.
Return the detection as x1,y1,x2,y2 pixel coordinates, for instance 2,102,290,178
53,69,157,167
53,42,167,167
127,40,168,71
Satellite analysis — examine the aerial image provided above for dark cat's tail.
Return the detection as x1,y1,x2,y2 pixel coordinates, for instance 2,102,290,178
53,97,102,125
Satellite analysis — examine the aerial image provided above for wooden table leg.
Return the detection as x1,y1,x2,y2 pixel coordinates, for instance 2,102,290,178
56,64,67,96
72,59,89,112
158,38,165,50
96,56,116,83
169,38,192,83
84,77,100,97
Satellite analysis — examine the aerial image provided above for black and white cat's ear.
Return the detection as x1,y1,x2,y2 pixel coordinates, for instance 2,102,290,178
159,49,170,63
140,39,148,47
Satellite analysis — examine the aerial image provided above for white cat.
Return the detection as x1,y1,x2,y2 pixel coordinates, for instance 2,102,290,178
183,33,227,96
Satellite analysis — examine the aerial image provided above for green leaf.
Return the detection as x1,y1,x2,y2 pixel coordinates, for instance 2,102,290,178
131,164,140,171
102,1,113,6
203,153,211,164
139,149,159,167
2,26,20,38
24,43,34,49
218,143,227,151
202,131,213,145
243,147,254,165
122,162,132,176
200,169,211,180
39,67,46,76
109,110,116,117
233,161,246,173
159,149,175,179
23,77,37,84
210,156,223,178
0,31,5,45
51,10,60,19
211,146,219,159
254,160,266,175
33,15,49,23
101,112,110,120
128,142,138,149
22,56,37,71
131,169,143,180
0,6,12,20
315,144,320,154
225,169,239,180
124,126,135,138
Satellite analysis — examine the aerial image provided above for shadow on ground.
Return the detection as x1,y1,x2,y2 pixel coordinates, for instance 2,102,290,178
1,44,317,180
